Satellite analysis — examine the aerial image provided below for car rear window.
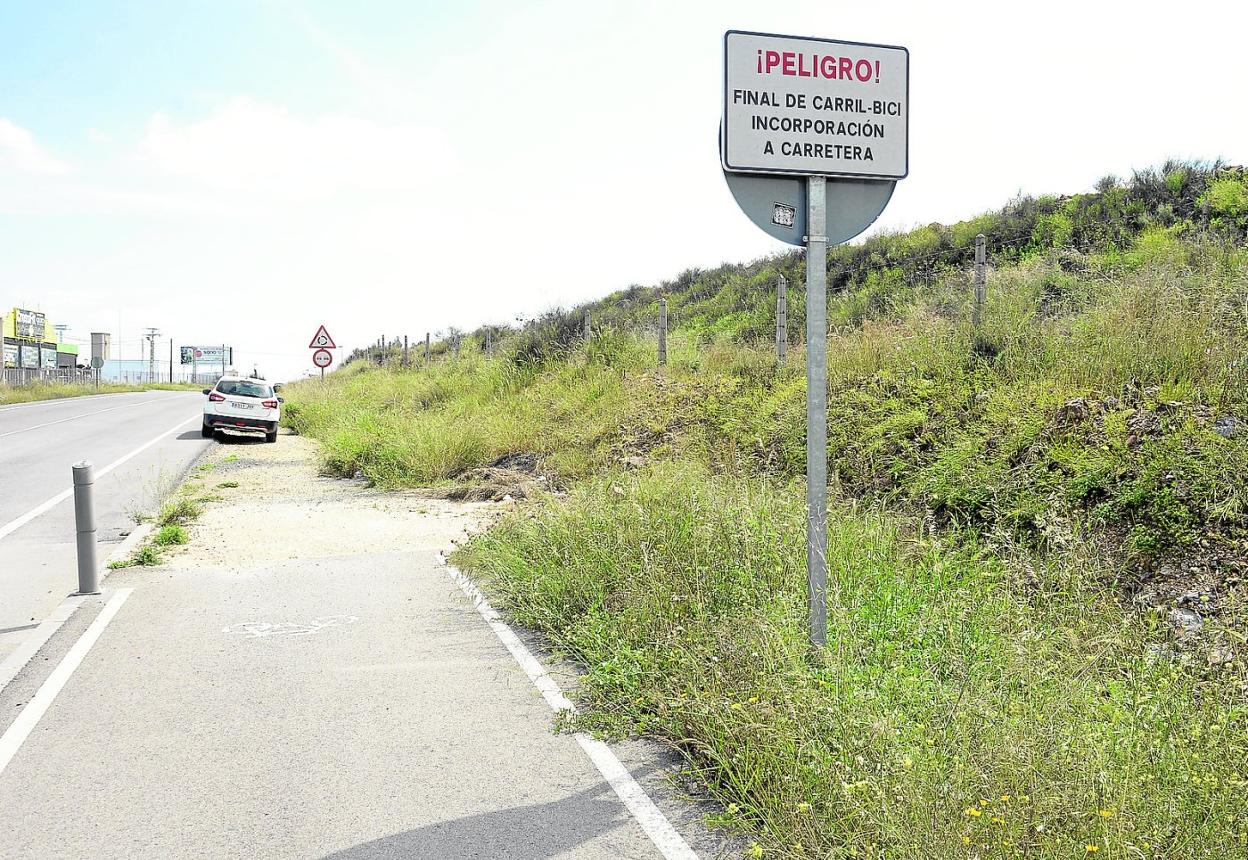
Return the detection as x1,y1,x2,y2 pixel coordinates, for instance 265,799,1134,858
216,381,273,399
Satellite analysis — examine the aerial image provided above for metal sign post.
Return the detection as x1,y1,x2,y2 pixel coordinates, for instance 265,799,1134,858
720,29,908,649
805,176,828,647
776,274,788,364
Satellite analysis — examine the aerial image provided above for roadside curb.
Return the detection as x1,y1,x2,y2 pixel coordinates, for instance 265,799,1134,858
0,522,153,696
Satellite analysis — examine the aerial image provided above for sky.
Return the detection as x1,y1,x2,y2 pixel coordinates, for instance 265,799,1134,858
1,0,1245,381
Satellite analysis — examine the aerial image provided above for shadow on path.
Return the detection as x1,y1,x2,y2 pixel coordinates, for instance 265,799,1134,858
319,782,643,860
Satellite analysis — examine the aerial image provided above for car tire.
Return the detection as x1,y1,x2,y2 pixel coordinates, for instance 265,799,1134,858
201,423,214,438
265,430,278,443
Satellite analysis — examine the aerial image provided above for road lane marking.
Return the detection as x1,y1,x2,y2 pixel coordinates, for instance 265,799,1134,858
438,553,699,860
0,396,174,439
0,392,141,414
0,524,152,697
0,414,201,544
0,588,132,777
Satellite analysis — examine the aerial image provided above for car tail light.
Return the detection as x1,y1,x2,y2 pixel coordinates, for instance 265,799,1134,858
262,399,278,409
208,392,225,402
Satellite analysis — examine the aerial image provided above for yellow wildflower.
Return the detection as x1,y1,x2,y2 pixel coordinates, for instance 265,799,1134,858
1086,846,1100,854
1099,808,1114,818
964,807,982,818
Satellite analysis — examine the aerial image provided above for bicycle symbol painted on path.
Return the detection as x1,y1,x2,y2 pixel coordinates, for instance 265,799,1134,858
222,615,359,638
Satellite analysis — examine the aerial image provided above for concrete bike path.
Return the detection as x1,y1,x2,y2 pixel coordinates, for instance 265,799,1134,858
0,437,704,859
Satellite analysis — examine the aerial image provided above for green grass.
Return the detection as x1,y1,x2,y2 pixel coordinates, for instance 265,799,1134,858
0,381,143,405
152,524,188,546
0,380,204,406
157,497,201,527
282,167,1248,857
216,481,240,489
460,466,1247,857
109,543,163,569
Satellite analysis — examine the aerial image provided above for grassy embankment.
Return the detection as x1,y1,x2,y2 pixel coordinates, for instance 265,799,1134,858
0,380,202,405
284,165,1248,858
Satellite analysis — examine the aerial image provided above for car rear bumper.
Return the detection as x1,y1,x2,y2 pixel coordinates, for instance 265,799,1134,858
205,415,277,434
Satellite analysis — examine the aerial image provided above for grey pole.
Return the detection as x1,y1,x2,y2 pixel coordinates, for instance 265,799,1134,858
485,328,492,356
805,175,828,649
777,274,788,365
425,332,430,362
404,335,409,367
973,233,987,329
658,298,668,366
72,462,100,595
583,310,592,341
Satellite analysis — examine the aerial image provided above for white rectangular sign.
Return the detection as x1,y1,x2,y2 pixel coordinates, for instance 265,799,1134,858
722,30,908,179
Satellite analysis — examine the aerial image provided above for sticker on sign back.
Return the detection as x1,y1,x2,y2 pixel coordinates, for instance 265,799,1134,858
722,30,908,179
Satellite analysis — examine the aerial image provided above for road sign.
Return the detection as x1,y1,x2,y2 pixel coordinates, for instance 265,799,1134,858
720,29,909,650
308,325,336,349
312,348,333,369
722,30,908,179
89,356,104,370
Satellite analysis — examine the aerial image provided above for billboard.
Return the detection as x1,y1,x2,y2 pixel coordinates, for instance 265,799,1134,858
2,343,16,368
14,308,46,340
180,346,232,365
40,346,57,369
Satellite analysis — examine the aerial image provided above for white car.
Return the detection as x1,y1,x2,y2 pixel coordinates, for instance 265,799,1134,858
202,376,282,442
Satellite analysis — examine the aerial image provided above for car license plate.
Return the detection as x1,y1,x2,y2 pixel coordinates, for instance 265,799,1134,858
230,401,253,409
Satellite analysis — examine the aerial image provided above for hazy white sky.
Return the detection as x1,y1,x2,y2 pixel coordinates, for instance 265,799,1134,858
1,0,1244,379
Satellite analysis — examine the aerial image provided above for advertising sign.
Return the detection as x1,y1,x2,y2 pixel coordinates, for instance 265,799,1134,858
14,308,46,340
722,31,908,179
2,343,16,368
180,346,232,365
19,344,38,369
40,346,58,369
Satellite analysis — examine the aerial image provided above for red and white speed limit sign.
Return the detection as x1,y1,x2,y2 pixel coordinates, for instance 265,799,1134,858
312,348,333,369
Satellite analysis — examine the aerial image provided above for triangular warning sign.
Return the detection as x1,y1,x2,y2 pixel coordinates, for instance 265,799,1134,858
308,325,337,349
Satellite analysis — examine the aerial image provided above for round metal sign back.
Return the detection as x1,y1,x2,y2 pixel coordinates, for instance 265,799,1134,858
722,169,895,247
90,356,104,369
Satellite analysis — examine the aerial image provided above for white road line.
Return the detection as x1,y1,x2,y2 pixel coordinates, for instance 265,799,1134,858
0,597,84,693
0,588,132,777
0,396,173,439
0,524,152,698
0,414,200,543
0,392,137,414
439,554,699,860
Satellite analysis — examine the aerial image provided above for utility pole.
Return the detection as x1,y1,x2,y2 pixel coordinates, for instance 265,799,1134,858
583,310,591,341
168,338,173,383
143,327,160,383
425,332,430,362
485,328,492,356
658,298,668,366
404,335,409,367
973,233,987,329
776,274,788,365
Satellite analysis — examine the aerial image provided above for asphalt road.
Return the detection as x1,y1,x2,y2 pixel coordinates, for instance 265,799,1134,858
0,391,210,662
